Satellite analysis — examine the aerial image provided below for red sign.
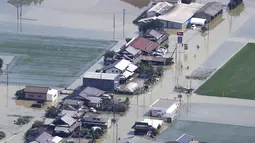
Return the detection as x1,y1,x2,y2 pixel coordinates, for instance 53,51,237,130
177,32,183,36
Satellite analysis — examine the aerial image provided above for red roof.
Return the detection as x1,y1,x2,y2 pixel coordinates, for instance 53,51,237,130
129,37,159,53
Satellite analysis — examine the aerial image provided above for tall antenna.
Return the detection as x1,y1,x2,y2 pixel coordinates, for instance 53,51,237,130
113,14,116,40
122,9,125,39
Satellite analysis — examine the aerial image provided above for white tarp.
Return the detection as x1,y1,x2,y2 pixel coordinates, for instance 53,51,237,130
190,18,206,25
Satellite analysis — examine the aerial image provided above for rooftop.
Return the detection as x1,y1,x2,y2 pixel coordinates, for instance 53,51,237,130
150,98,176,109
62,99,84,106
83,72,119,80
79,86,105,98
115,59,132,71
24,86,49,94
196,1,223,16
35,132,52,143
176,134,195,143
83,113,110,123
129,37,159,53
148,2,174,15
157,3,204,23
125,46,141,56
148,29,164,39
60,114,76,126
85,96,102,104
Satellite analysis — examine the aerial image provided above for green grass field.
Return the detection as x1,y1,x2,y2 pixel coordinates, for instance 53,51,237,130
195,43,255,100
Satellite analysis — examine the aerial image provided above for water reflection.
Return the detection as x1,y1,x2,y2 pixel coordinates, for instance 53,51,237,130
228,3,245,16
121,0,150,8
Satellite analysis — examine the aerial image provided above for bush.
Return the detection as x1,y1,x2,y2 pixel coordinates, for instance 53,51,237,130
0,131,6,140
14,116,33,125
15,89,25,99
164,43,169,49
45,106,58,118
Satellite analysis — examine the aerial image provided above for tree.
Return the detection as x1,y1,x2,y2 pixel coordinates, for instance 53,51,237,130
164,43,169,49
155,67,164,77
0,58,3,69
104,50,116,62
0,131,6,140
124,97,130,106
15,89,25,99
32,120,43,128
138,62,154,77
138,20,164,34
45,106,58,118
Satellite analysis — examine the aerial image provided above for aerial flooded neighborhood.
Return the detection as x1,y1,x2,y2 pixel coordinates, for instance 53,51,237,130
0,0,255,143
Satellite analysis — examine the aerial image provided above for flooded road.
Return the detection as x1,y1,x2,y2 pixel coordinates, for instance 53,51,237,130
1,0,255,142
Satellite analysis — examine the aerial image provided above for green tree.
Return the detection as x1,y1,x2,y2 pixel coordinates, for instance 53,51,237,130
124,97,130,106
0,131,6,140
0,58,3,69
15,89,25,99
104,50,116,62
45,106,58,118
32,120,43,128
155,67,164,77
138,62,154,77
138,20,164,33
164,43,169,49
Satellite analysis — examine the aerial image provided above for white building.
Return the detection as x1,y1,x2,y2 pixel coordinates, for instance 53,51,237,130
156,3,204,29
46,88,58,102
149,98,179,117
147,2,174,17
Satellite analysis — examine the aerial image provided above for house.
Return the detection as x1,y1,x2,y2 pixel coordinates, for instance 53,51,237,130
149,98,179,121
147,2,174,17
143,29,169,44
176,134,196,143
193,2,223,23
82,113,112,129
123,46,142,59
24,86,58,102
83,72,120,91
128,37,159,54
131,122,156,135
54,114,76,127
35,132,52,143
102,59,138,80
77,87,104,108
54,122,80,137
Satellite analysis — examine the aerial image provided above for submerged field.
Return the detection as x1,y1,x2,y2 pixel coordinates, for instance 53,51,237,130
196,43,255,100
0,32,117,87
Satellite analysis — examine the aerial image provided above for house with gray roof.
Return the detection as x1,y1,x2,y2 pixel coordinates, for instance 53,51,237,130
54,122,80,137
79,86,105,98
143,29,169,44
193,1,223,22
82,113,112,129
35,132,52,143
54,114,76,127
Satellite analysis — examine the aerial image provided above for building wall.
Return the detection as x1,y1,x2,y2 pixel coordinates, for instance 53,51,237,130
83,78,119,92
24,92,47,101
46,92,58,101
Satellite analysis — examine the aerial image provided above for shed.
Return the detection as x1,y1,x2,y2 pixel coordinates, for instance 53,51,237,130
149,98,178,117
83,72,120,91
193,1,223,22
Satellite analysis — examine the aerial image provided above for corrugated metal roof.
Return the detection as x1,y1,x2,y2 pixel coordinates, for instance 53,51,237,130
149,30,163,40
85,96,102,104
148,2,174,15
24,86,49,94
196,2,223,16
83,113,109,123
79,86,105,98
83,72,119,80
176,134,195,143
126,46,141,56
60,114,76,126
130,37,159,53
157,3,204,23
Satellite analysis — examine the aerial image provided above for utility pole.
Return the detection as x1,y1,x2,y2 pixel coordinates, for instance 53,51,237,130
116,123,119,143
78,122,81,143
20,0,23,32
122,9,125,39
113,14,116,40
189,79,192,89
16,6,19,32
6,64,9,108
